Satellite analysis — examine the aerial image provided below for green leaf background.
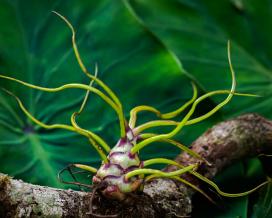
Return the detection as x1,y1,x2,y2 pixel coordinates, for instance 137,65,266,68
0,0,271,217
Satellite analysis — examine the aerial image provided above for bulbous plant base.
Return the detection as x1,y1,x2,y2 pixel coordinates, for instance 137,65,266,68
0,114,271,217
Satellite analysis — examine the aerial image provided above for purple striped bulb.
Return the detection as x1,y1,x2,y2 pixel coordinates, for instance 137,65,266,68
93,129,143,200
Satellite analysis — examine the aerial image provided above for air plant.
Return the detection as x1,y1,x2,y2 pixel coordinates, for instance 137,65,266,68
0,12,268,217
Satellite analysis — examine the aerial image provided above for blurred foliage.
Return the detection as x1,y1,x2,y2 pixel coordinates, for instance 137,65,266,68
0,0,271,217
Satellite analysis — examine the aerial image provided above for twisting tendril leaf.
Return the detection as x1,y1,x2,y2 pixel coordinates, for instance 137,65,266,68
0,11,269,207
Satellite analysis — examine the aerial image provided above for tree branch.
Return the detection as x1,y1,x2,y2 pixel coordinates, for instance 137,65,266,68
1,113,271,217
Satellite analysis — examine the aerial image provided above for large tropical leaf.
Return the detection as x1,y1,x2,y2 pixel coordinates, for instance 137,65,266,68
0,0,197,188
125,0,272,217
0,0,271,217
127,0,272,118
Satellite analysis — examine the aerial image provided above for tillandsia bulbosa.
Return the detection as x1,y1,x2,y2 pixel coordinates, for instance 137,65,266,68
0,12,269,215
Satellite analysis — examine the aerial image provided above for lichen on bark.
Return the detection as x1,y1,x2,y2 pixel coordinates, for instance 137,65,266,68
0,114,271,217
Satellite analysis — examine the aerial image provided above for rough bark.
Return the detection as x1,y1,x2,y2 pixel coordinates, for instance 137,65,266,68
0,113,271,218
